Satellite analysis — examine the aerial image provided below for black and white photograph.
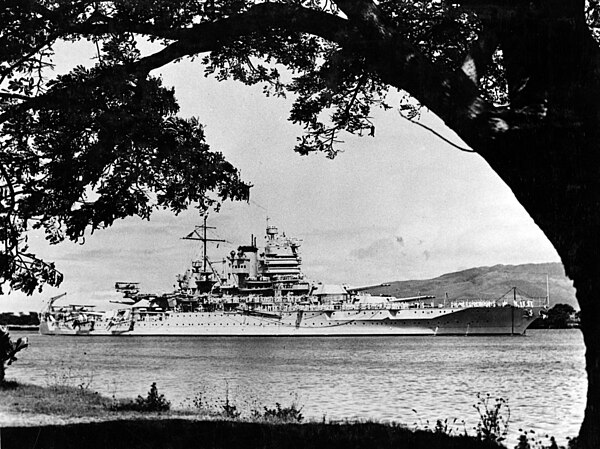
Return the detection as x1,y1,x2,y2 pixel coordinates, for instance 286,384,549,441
0,1,595,448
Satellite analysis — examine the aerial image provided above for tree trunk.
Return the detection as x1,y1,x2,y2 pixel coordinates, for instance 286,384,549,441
476,122,600,448
458,6,600,445
576,275,600,448
475,114,600,447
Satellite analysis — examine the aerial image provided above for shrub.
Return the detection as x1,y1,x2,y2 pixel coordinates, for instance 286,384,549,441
433,418,461,436
262,402,304,423
515,432,531,449
221,396,241,419
0,326,28,383
111,382,170,413
136,382,170,412
515,431,575,449
473,393,510,443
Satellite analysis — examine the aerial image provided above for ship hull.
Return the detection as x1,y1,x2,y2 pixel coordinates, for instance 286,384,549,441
39,305,543,337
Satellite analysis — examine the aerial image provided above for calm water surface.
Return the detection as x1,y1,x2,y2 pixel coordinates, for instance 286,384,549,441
10,329,586,445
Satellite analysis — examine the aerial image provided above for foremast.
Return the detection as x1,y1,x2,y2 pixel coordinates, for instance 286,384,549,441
179,216,226,294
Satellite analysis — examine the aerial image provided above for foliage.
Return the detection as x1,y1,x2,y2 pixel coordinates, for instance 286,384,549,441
221,395,241,419
433,418,460,436
473,393,510,443
0,311,39,327
531,304,579,329
0,0,511,294
514,430,579,449
545,304,577,329
1,3,253,294
185,385,304,422
413,393,511,442
111,382,171,413
0,325,28,383
137,382,171,412
261,401,304,423
412,409,465,437
413,394,575,448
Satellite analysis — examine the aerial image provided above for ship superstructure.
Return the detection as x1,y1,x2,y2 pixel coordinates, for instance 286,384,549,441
174,218,311,298
39,221,548,337
221,222,311,297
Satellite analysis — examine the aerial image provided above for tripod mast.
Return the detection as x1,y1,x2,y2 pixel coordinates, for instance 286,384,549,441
182,216,226,283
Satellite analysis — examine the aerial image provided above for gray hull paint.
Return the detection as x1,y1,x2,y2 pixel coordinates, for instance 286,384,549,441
39,306,542,336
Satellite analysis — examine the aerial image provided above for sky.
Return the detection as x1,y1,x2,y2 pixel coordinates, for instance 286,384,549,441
0,41,561,312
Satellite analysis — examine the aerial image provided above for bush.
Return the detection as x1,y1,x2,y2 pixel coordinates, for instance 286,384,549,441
262,402,304,423
221,396,241,419
473,393,510,443
111,382,170,413
0,326,28,383
514,431,577,449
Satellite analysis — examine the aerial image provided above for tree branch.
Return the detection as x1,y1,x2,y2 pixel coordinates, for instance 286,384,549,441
65,15,185,41
329,0,508,151
3,1,508,155
0,92,34,102
65,3,352,44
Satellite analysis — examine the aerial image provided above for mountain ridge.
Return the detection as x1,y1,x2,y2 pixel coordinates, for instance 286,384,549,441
365,262,577,308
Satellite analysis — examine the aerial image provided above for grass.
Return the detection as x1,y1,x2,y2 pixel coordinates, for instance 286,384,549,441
0,379,197,423
0,379,112,418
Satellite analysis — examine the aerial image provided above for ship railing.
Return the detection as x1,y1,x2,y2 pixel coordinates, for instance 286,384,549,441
449,300,499,308
447,298,546,309
272,303,409,312
285,299,547,312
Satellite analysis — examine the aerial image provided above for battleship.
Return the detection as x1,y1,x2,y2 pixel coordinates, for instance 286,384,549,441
39,219,547,336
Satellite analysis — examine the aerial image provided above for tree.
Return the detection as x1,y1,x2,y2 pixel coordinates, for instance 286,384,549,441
532,303,578,329
1,0,599,446
547,304,577,329
0,326,28,383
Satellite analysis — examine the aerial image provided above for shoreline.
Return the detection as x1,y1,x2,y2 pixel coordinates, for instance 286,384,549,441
0,380,506,449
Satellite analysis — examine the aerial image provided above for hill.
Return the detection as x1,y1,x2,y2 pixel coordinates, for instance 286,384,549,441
365,263,578,309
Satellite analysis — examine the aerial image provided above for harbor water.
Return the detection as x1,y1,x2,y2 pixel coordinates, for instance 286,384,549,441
8,329,586,446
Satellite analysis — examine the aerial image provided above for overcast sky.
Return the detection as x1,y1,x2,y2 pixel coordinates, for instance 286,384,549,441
0,43,560,312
